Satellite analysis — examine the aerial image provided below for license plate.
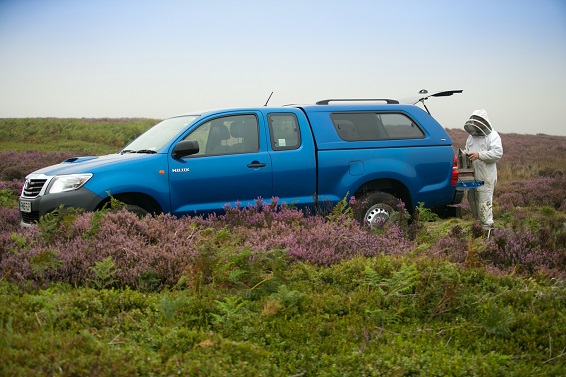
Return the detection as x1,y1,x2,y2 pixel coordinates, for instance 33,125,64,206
20,200,31,213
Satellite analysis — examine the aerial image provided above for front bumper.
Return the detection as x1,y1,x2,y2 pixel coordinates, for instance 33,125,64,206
19,187,103,226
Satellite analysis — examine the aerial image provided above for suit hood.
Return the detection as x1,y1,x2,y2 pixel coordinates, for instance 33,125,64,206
464,109,493,136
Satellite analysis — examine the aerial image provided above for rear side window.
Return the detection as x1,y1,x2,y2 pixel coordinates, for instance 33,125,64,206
268,113,301,150
331,112,425,141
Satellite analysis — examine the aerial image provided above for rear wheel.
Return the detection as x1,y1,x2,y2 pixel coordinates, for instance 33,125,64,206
355,191,400,228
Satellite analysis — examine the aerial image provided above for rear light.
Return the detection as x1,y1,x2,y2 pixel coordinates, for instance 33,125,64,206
451,156,458,186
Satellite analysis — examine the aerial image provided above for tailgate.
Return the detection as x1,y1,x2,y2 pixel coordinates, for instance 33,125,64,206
456,148,484,189
456,180,484,189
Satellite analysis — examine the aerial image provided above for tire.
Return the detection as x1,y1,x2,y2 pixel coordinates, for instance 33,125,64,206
355,191,400,228
123,204,149,218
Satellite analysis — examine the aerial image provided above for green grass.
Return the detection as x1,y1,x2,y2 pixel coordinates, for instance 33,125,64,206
0,118,158,155
1,256,564,376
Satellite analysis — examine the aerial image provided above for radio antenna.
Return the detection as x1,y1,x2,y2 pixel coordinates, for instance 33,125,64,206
264,91,274,106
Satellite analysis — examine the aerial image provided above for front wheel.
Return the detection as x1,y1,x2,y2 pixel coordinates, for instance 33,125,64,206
355,192,400,228
105,201,150,218
123,204,149,218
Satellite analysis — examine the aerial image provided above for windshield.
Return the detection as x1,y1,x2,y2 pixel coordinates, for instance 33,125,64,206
121,115,199,153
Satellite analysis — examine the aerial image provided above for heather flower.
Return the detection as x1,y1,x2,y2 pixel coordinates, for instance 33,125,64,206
0,207,20,233
0,151,74,180
496,176,566,210
427,225,469,264
0,179,24,196
481,227,557,275
231,210,412,267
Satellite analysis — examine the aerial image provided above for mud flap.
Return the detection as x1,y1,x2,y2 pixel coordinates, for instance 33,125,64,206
432,205,461,219
432,180,484,219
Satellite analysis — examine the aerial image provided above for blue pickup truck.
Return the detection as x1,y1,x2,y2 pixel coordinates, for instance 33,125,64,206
19,94,471,227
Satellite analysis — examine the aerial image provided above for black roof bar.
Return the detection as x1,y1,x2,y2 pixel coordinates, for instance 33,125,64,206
316,98,399,105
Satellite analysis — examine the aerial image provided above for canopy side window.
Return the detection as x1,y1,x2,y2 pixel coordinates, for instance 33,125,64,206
331,112,424,141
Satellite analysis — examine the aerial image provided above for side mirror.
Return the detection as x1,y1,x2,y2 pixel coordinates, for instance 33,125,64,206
172,140,199,159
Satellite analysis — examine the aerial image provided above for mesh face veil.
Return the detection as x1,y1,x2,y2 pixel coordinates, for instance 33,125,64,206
464,114,492,136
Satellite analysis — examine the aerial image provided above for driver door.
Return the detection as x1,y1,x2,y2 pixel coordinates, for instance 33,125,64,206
168,113,273,216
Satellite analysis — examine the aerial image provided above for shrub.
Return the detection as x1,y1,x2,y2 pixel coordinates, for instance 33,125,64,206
427,225,469,264
0,151,74,180
496,176,566,210
1,210,202,289
0,198,418,289
0,207,20,232
481,227,564,276
216,198,412,266
0,180,23,200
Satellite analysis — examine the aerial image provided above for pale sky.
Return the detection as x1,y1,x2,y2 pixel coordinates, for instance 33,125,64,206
1,0,565,136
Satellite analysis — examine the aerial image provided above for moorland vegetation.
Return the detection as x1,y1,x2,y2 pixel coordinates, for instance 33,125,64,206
0,118,565,376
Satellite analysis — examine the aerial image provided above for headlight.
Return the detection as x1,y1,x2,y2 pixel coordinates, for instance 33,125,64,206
47,174,93,194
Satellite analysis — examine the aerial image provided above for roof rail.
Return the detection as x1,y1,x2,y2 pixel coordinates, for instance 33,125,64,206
316,98,399,105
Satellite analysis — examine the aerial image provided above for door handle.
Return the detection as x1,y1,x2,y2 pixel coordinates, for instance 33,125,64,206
247,161,266,168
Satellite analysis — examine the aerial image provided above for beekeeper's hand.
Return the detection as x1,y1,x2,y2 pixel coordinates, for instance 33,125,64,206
467,152,480,161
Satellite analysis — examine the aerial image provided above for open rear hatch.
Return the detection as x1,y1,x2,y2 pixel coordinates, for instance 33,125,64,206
401,89,484,189
400,89,463,115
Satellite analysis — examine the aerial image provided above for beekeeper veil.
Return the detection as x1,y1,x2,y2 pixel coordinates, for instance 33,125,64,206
464,109,493,136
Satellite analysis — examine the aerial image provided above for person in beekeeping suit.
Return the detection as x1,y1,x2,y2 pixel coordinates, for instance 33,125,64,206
464,109,503,229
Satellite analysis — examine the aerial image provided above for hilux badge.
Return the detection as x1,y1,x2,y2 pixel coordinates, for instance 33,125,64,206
172,168,190,173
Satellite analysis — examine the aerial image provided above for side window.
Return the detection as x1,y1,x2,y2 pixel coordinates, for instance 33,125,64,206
184,114,259,156
331,112,424,141
187,122,210,155
268,113,301,151
380,113,425,139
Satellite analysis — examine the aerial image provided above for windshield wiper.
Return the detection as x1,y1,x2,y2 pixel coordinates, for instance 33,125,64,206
121,149,157,154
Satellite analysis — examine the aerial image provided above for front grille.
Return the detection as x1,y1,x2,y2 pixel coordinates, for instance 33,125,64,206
21,211,40,224
22,179,47,197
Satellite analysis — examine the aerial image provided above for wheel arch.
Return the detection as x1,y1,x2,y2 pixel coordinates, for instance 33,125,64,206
96,192,163,215
353,178,414,215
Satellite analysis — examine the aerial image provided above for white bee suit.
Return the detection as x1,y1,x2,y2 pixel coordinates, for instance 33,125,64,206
464,109,503,227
